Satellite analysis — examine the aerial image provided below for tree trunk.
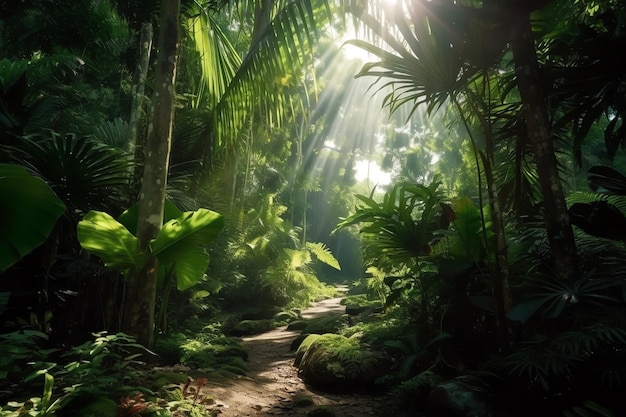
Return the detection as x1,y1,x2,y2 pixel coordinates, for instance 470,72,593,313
510,5,578,282
130,22,153,198
122,0,180,348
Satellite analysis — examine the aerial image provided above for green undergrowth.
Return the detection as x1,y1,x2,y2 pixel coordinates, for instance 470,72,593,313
340,294,383,311
298,313,351,334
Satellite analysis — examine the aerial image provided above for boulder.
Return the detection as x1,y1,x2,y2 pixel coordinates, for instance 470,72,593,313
296,333,391,389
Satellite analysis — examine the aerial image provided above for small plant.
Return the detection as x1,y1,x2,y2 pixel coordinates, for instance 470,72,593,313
118,393,158,417
0,330,55,381
388,371,442,412
384,332,451,378
0,373,63,417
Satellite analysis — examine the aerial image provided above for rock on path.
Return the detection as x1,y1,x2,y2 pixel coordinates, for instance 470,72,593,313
204,295,390,417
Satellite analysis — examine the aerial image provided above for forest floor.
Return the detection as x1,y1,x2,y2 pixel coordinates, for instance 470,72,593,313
196,293,394,417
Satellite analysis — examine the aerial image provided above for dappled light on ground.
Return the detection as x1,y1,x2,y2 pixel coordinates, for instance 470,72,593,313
203,295,391,417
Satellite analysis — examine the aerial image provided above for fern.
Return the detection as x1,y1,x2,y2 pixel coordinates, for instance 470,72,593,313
505,324,626,390
306,242,341,270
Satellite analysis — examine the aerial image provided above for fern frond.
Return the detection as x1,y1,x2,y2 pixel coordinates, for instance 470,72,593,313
306,242,341,270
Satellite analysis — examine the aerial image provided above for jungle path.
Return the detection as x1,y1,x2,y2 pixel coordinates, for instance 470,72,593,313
205,290,391,416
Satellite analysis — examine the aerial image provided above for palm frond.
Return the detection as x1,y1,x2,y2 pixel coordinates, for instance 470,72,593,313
4,132,131,214
211,0,332,150
93,118,131,150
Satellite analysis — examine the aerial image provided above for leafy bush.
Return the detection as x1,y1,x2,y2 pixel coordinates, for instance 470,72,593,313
1,332,156,417
388,371,442,412
230,319,276,336
180,336,248,372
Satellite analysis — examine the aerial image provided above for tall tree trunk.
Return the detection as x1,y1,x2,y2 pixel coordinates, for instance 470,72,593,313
130,22,153,197
510,4,578,282
122,0,180,348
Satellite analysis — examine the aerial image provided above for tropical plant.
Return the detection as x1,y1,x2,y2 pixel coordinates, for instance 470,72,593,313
78,207,224,290
0,373,64,417
0,164,66,272
4,133,131,216
335,179,446,268
383,332,451,378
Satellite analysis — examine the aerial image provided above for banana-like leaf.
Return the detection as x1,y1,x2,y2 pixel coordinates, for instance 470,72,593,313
117,200,183,236
77,211,144,271
151,209,224,290
0,164,66,272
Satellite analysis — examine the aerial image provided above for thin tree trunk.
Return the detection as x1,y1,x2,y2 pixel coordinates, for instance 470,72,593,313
122,0,180,348
129,22,153,197
510,5,578,282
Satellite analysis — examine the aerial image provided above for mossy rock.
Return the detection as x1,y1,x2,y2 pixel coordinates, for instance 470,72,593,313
287,320,308,331
294,334,323,366
231,319,276,336
296,333,391,388
290,333,312,352
300,313,350,334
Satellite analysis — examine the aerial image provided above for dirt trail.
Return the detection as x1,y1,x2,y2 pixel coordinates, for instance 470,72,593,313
205,294,390,416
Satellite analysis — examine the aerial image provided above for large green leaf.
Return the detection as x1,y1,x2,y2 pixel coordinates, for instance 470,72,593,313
0,164,66,272
77,211,144,271
117,200,183,236
151,209,224,290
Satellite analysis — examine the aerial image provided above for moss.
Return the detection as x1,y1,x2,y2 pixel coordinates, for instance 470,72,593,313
389,371,442,412
301,313,350,334
287,320,308,330
294,334,323,366
297,334,391,388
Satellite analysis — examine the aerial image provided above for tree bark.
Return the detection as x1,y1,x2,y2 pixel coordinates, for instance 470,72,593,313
510,4,578,282
130,22,153,197
122,0,180,348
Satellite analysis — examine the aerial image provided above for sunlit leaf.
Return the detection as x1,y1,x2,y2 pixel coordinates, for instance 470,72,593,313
151,209,224,290
306,242,341,270
77,211,144,271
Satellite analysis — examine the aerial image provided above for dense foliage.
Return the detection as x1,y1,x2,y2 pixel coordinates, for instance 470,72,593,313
1,0,625,416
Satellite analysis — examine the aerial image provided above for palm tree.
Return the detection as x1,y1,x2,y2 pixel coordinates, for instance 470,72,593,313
343,0,516,341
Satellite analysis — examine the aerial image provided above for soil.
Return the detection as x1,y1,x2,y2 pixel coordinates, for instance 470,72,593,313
200,295,393,417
